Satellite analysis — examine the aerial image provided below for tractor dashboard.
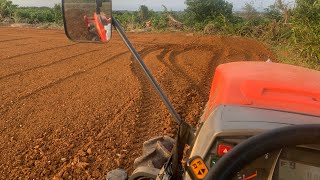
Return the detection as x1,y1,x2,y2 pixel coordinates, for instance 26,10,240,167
187,105,320,180
205,138,320,180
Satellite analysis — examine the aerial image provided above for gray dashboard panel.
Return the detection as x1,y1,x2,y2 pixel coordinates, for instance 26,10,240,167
190,105,320,158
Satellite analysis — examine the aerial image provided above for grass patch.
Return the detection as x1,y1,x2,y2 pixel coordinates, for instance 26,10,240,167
272,43,320,71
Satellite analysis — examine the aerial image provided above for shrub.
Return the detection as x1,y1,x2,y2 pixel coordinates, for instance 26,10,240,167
291,0,320,63
14,7,55,23
0,0,16,18
184,0,234,27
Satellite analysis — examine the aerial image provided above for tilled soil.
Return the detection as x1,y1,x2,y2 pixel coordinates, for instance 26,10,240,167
0,27,275,179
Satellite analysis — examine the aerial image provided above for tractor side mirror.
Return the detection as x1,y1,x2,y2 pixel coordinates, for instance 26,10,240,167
62,0,112,43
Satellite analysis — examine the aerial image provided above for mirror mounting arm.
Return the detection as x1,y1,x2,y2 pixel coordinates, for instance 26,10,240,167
112,17,183,125
96,0,102,14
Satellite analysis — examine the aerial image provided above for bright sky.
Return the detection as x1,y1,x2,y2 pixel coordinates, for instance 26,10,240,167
11,0,292,11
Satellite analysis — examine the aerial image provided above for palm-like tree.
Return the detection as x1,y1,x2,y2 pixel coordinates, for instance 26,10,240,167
0,0,17,18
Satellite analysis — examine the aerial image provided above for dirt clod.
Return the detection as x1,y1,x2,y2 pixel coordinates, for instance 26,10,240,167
86,148,92,155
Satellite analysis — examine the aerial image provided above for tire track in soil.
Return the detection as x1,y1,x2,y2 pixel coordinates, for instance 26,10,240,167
127,44,223,145
48,47,158,178
126,43,224,160
0,50,130,121
200,49,224,93
168,47,207,95
52,45,171,177
158,44,258,126
165,46,221,125
127,45,172,169
155,48,199,124
155,44,218,94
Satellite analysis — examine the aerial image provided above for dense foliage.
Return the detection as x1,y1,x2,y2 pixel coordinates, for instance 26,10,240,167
113,6,170,31
184,0,234,30
0,0,16,18
14,7,54,23
0,0,62,24
291,0,320,62
182,0,319,63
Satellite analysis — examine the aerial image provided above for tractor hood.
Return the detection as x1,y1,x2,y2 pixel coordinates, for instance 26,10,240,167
205,61,320,119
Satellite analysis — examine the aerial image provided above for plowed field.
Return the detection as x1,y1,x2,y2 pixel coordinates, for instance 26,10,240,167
0,27,275,179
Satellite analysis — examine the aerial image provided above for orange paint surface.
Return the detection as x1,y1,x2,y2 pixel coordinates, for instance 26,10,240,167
205,62,320,119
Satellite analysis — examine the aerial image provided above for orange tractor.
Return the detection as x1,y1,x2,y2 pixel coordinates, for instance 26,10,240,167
61,0,320,179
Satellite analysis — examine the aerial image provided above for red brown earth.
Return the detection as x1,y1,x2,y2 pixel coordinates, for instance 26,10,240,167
0,27,275,179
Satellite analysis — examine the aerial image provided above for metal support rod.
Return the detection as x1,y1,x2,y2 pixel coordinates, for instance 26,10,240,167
112,17,182,125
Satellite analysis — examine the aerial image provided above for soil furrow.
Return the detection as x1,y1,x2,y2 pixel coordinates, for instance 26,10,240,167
0,37,32,43
0,49,101,81
0,50,129,117
0,43,78,61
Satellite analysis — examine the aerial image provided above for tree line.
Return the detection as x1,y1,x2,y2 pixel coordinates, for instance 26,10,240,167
0,0,318,63
0,0,62,24
115,0,319,63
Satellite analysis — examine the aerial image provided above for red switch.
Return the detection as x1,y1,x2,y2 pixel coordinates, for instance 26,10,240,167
217,144,233,156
